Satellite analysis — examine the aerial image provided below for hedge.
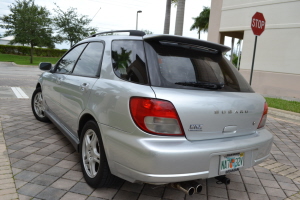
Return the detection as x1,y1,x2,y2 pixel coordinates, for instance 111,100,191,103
0,45,67,57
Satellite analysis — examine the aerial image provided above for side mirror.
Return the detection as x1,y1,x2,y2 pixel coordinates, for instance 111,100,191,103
39,62,52,71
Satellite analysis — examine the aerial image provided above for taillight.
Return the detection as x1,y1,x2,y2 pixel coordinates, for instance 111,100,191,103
129,97,185,136
257,102,268,129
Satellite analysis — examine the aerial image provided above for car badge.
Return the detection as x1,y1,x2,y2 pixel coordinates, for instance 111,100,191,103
189,124,203,131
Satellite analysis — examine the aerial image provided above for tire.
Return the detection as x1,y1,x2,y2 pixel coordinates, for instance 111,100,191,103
31,87,50,122
80,120,120,188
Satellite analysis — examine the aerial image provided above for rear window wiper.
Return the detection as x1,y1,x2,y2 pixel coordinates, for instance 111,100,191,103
175,81,224,89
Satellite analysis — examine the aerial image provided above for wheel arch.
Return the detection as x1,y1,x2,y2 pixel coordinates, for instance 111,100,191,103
36,82,41,89
78,113,98,145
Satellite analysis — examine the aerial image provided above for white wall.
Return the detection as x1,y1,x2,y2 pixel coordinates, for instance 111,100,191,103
241,28,300,74
0,40,10,45
219,0,300,75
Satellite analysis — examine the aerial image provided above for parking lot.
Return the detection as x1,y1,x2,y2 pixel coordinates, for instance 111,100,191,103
0,62,300,200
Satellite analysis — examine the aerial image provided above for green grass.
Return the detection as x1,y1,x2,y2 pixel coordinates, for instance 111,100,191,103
0,53,59,65
265,97,300,113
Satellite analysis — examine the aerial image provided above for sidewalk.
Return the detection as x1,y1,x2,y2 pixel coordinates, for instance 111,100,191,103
0,98,300,199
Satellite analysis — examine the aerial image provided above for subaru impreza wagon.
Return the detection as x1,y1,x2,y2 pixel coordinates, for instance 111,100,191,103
32,30,273,190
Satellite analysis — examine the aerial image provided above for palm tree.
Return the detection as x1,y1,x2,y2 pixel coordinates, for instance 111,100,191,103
112,48,132,71
163,0,171,34
174,0,186,36
236,39,242,70
163,0,177,34
190,6,210,39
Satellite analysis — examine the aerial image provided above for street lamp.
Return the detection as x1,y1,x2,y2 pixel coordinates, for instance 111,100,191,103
136,10,142,30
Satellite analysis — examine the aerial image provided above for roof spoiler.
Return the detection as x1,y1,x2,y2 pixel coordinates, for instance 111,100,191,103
89,30,146,37
143,35,231,53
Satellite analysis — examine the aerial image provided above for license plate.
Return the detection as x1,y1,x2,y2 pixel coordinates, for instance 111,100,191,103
220,152,244,173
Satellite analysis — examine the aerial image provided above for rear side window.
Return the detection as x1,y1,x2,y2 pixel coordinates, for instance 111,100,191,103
73,42,104,77
145,41,253,92
56,44,87,74
111,40,148,84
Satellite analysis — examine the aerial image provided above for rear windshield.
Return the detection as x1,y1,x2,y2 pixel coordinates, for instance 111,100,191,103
144,41,253,92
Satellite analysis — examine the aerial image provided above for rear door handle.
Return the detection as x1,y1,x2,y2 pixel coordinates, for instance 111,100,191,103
80,83,89,91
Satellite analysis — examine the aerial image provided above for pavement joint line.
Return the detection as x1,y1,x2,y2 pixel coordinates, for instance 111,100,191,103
0,121,19,199
260,158,300,199
260,159,300,180
10,87,29,99
285,192,300,200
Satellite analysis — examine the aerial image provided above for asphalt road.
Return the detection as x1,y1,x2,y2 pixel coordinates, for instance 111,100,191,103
0,62,40,99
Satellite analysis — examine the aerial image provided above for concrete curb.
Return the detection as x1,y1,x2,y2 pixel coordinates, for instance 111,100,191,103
10,62,38,68
0,121,19,200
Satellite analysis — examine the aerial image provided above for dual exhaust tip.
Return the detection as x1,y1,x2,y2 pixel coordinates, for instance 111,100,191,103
171,181,202,196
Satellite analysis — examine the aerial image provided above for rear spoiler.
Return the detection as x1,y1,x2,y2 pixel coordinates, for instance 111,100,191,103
143,35,231,53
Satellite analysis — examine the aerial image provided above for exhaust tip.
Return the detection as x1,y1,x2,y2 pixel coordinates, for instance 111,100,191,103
195,184,202,193
187,187,195,195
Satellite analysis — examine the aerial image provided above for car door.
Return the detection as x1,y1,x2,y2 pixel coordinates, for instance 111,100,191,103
58,42,104,134
43,43,87,120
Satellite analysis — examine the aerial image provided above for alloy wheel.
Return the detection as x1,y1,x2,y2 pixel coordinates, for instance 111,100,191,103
33,92,45,118
82,129,100,178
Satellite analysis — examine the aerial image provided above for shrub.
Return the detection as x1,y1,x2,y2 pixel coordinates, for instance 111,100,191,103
0,45,67,57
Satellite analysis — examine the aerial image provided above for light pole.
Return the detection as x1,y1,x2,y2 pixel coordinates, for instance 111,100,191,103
136,10,142,30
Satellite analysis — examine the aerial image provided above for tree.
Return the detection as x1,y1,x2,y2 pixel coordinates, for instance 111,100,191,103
112,48,132,76
163,0,177,34
163,0,171,34
0,0,54,63
53,4,97,48
190,6,210,39
232,53,238,67
174,0,186,36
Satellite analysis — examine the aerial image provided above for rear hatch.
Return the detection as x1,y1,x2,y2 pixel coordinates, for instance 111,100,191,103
150,87,265,141
143,35,265,141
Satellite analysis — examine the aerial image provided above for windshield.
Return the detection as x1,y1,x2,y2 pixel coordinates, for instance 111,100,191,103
144,41,253,92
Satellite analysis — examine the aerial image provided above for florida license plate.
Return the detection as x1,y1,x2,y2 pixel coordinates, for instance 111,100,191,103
220,152,244,173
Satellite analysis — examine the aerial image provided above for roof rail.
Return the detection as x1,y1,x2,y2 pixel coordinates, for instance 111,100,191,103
89,30,146,37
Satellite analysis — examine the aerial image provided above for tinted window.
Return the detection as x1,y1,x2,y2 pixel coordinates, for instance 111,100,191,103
111,40,148,84
145,41,253,92
72,42,104,77
56,44,87,74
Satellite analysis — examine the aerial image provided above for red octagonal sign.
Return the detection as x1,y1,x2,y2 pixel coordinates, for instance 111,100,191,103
251,12,266,36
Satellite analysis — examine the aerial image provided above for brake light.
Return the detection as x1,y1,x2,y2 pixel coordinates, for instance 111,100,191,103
257,102,268,129
129,97,185,136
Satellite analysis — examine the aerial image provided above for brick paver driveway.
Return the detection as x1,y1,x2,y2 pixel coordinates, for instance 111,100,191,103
0,62,300,200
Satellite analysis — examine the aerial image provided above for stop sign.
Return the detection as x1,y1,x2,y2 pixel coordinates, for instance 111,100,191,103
251,12,266,36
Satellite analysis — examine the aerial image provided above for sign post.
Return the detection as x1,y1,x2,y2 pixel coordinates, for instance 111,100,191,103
250,12,266,85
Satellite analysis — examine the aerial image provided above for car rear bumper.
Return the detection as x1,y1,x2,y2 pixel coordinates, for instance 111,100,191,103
100,124,273,184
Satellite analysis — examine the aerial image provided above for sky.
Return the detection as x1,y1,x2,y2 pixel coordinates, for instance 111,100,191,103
0,0,213,49
0,0,238,53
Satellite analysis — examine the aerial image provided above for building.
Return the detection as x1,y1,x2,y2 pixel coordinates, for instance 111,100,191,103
208,0,300,99
0,36,14,45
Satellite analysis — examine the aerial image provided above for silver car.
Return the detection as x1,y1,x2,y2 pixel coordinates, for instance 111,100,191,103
32,30,273,193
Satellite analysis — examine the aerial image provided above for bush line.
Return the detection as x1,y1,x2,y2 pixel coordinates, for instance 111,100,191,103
0,45,67,57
